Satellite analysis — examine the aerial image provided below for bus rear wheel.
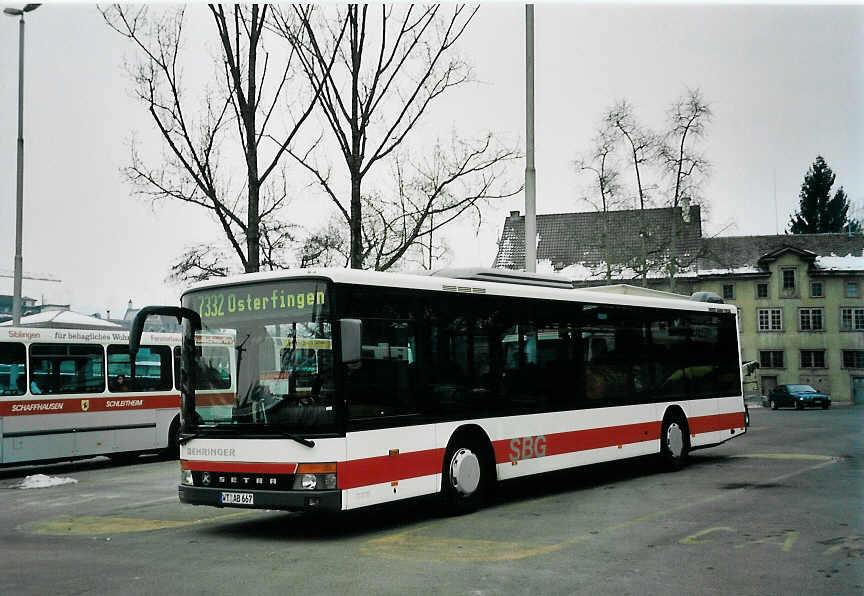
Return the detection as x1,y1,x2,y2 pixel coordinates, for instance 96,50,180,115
659,414,690,471
441,437,492,514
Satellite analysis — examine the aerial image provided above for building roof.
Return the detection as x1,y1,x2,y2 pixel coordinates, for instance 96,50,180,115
699,233,864,271
0,309,124,330
493,206,703,271
494,207,864,279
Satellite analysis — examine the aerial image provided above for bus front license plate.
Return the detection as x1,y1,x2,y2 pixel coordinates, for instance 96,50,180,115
221,491,254,505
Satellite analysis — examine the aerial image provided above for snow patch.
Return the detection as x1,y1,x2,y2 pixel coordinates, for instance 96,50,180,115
698,266,762,276
814,254,864,271
18,474,78,489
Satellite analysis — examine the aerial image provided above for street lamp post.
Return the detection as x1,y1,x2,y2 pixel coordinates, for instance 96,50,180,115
4,4,40,326
524,4,536,273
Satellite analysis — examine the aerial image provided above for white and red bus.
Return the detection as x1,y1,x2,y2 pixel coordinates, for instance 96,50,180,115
0,326,182,465
131,268,746,514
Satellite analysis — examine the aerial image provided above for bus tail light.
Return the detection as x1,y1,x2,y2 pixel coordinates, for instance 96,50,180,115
293,463,337,490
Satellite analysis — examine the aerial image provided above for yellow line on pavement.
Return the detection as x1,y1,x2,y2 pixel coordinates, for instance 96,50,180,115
360,527,568,562
18,510,259,536
731,453,835,461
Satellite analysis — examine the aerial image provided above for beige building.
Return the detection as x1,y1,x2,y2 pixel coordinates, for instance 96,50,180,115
494,208,864,404
697,245,864,404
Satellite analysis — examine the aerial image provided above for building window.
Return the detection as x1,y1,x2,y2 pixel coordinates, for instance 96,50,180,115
810,281,823,298
800,350,826,368
722,284,735,300
759,350,784,369
782,269,796,291
846,281,859,298
842,350,864,368
799,307,824,331
758,308,783,331
756,283,768,299
840,307,864,331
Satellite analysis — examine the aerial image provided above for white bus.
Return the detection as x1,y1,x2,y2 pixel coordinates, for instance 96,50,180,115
0,326,182,465
131,268,746,514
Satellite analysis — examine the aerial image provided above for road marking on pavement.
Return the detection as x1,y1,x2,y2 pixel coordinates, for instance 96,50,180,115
361,458,839,562
731,453,835,461
360,526,566,562
18,510,259,536
679,526,735,544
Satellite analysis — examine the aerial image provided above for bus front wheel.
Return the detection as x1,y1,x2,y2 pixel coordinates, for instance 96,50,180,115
441,437,492,514
163,415,181,459
659,414,690,471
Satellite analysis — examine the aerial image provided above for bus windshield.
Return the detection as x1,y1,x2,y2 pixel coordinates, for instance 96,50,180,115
183,279,336,434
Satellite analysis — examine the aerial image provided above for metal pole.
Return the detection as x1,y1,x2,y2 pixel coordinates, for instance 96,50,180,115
12,14,25,326
524,5,536,273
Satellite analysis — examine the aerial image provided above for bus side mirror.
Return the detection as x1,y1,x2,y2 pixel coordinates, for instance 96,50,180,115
340,319,362,365
130,306,201,357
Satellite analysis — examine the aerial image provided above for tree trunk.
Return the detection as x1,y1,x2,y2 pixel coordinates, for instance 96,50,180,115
350,172,362,269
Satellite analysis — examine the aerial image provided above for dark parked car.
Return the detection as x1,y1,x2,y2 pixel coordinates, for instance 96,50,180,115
766,384,831,410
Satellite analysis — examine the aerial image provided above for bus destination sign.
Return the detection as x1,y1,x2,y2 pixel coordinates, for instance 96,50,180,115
188,281,328,324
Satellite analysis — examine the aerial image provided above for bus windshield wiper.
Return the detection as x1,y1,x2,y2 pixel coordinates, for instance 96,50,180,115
273,426,315,448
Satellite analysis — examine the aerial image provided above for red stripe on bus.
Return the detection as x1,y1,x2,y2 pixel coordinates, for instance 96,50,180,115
0,394,179,416
181,460,299,474
492,421,662,464
689,411,746,434
337,448,446,490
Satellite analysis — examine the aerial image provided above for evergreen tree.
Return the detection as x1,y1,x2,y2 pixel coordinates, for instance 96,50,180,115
788,156,850,233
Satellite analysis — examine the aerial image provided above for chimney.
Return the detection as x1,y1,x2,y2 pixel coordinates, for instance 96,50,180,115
509,210,521,218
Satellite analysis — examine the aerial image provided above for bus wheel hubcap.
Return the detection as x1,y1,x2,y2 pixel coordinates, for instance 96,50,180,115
667,423,684,458
450,448,481,496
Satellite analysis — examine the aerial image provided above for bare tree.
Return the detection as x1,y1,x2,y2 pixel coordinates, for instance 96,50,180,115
271,4,518,270
101,5,342,281
298,133,521,270
575,125,624,281
605,100,657,285
658,89,712,291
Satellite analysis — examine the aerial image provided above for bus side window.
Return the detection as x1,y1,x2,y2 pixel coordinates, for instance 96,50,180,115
647,318,690,400
107,345,173,392
29,343,105,395
0,342,27,396
425,313,497,415
348,319,417,418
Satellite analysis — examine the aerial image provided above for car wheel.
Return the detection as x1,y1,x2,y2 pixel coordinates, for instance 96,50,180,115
822,402,830,410
659,414,690,471
441,436,493,514
796,400,804,410
770,399,778,410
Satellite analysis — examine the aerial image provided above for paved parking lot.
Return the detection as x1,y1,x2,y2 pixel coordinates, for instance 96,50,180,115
0,406,861,595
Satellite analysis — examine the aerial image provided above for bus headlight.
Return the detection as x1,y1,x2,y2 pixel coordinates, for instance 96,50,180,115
292,463,337,490
298,474,317,490
181,469,194,486
292,473,337,490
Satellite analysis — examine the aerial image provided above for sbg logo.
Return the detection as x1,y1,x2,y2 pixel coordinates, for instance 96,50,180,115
509,435,547,462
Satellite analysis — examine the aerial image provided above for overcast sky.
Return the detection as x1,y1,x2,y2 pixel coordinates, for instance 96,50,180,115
1,2,862,317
